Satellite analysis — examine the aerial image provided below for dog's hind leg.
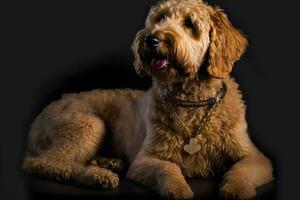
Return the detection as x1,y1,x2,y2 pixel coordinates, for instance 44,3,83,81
23,157,119,189
23,109,119,189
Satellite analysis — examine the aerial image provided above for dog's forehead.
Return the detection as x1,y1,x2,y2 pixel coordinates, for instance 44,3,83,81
149,0,210,20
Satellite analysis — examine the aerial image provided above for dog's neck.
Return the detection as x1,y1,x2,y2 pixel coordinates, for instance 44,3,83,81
155,76,223,101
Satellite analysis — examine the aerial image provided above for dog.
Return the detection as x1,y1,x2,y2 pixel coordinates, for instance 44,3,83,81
23,0,273,199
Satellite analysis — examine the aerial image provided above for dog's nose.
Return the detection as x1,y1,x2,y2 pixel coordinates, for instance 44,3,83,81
145,36,160,49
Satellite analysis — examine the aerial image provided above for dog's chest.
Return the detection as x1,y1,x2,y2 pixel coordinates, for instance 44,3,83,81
152,106,239,177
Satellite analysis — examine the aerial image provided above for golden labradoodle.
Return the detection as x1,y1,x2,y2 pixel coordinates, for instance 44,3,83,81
23,0,273,199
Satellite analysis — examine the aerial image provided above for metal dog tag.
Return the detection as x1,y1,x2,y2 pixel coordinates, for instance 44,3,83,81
184,138,200,155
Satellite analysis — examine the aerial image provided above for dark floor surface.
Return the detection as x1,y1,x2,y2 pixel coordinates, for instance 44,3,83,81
25,175,276,200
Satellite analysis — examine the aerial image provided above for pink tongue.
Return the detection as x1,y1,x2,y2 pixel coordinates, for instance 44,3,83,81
151,58,168,69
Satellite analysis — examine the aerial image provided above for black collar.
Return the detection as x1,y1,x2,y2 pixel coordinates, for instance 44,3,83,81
161,82,227,107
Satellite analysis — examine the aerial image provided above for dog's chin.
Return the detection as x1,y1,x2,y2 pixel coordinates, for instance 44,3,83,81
139,50,183,83
146,59,180,84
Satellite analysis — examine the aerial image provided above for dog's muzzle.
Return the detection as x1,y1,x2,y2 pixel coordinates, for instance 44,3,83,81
144,35,169,70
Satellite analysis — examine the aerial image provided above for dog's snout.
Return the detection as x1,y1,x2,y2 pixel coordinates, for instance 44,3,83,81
146,36,160,49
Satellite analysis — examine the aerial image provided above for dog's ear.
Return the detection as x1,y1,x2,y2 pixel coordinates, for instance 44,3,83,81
131,30,147,76
207,8,248,78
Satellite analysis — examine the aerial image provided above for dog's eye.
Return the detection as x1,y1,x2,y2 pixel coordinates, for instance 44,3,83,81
154,12,167,22
183,17,200,39
184,18,195,29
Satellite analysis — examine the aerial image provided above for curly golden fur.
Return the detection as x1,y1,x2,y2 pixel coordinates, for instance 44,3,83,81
23,0,273,199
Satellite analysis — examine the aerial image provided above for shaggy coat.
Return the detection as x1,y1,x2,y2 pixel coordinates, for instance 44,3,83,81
23,0,273,199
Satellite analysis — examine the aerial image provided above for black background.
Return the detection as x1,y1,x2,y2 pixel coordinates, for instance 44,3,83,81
2,0,300,199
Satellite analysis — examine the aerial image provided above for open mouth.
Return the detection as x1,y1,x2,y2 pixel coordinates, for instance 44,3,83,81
150,57,169,70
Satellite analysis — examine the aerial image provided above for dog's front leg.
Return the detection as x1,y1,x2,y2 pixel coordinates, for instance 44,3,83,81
127,154,193,199
220,149,273,199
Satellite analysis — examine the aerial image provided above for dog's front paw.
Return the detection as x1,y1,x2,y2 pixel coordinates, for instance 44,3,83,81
159,178,193,199
219,178,256,199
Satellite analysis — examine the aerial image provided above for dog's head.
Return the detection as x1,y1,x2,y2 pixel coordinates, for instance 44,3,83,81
132,0,247,83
